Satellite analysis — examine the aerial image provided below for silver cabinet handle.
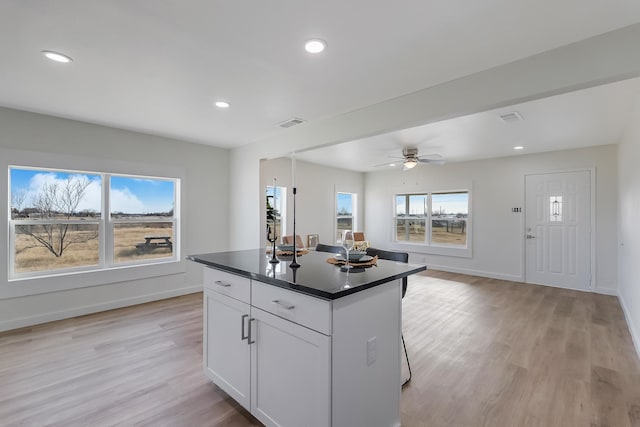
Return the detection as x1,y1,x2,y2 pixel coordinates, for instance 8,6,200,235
214,280,231,287
241,314,249,341
526,234,536,239
272,300,295,310
248,318,256,345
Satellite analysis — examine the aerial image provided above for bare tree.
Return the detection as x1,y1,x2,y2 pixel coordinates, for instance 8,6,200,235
17,176,98,257
10,189,28,219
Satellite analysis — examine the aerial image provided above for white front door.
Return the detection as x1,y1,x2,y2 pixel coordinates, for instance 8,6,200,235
524,171,591,290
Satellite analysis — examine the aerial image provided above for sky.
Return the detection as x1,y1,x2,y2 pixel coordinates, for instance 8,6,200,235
432,193,469,215
396,193,468,215
10,168,175,214
337,193,353,215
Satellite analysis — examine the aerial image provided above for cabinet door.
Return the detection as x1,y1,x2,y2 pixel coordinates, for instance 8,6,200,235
204,289,251,410
250,307,331,427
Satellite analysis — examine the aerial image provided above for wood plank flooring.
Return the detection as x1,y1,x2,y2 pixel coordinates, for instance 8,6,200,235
1,270,639,426
400,271,640,427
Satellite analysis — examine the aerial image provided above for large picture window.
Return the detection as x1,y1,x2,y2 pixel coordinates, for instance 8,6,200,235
9,166,178,279
395,191,469,248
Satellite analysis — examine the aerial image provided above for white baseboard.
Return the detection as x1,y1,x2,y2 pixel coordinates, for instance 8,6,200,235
591,287,618,296
0,285,203,333
526,280,619,295
618,293,640,360
423,264,522,282
424,265,619,297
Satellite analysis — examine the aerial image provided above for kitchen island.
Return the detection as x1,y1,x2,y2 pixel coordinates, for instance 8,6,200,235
188,249,426,427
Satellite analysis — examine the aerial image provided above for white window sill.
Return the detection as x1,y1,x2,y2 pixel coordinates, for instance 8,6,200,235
389,242,472,258
1,259,186,299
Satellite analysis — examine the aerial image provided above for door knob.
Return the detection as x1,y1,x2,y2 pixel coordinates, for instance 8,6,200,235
526,234,536,239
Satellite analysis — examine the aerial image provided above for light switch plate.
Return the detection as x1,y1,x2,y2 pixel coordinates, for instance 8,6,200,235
367,336,377,366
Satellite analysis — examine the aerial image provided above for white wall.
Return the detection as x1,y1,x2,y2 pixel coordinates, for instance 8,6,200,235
229,25,640,252
618,97,640,354
260,157,364,247
0,107,230,331
365,145,618,293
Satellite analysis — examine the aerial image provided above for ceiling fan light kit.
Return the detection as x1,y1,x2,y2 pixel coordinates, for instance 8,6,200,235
372,146,445,170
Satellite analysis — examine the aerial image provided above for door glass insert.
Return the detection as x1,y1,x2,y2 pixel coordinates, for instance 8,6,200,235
549,196,562,222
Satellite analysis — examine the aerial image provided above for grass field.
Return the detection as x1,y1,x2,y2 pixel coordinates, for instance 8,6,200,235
431,225,467,245
14,223,173,274
396,223,467,245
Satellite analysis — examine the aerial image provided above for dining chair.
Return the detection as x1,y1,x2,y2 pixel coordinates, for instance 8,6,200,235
365,247,412,386
353,231,366,241
315,243,343,254
282,234,305,248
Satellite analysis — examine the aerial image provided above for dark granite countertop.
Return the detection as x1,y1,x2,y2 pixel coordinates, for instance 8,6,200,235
188,249,426,300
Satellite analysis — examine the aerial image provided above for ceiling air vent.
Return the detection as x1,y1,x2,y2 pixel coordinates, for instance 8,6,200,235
279,117,306,128
498,111,523,123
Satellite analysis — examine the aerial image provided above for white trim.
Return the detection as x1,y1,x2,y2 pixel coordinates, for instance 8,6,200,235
619,293,640,360
0,284,202,332
335,190,357,243
591,287,618,296
2,260,185,299
390,187,472,258
421,265,522,282
392,242,472,258
1,147,186,299
590,167,597,292
422,266,618,297
525,279,617,295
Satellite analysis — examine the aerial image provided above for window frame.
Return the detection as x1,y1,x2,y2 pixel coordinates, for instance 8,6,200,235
1,147,185,299
108,174,178,267
265,185,287,246
9,167,179,278
394,194,429,244
335,192,357,242
390,188,472,258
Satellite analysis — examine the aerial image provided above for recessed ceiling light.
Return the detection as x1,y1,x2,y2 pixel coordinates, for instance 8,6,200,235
214,101,230,109
304,39,326,54
513,146,524,150
42,50,73,63
389,163,396,167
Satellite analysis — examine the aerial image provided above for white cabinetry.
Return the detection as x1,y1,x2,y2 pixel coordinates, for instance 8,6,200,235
203,269,251,409
204,268,330,427
204,290,250,408
203,266,401,427
250,307,330,426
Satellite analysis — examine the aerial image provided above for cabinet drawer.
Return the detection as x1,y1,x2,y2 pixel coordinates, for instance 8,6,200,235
252,281,331,335
204,268,250,303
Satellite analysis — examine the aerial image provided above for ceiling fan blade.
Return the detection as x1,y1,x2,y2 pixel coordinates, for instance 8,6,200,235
372,161,400,168
417,158,446,165
418,153,443,159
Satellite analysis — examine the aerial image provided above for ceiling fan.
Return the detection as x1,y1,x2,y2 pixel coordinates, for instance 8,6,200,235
375,147,445,170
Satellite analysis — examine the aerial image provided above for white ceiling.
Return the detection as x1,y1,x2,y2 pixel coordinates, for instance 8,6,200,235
1,1,640,151
296,77,640,171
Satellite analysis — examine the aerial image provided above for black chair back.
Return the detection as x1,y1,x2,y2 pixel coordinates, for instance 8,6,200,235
366,247,409,297
315,243,343,254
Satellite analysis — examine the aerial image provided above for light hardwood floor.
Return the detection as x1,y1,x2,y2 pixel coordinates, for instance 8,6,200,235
1,271,639,426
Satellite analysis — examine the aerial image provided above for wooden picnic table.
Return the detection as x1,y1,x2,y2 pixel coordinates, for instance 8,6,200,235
136,236,173,252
